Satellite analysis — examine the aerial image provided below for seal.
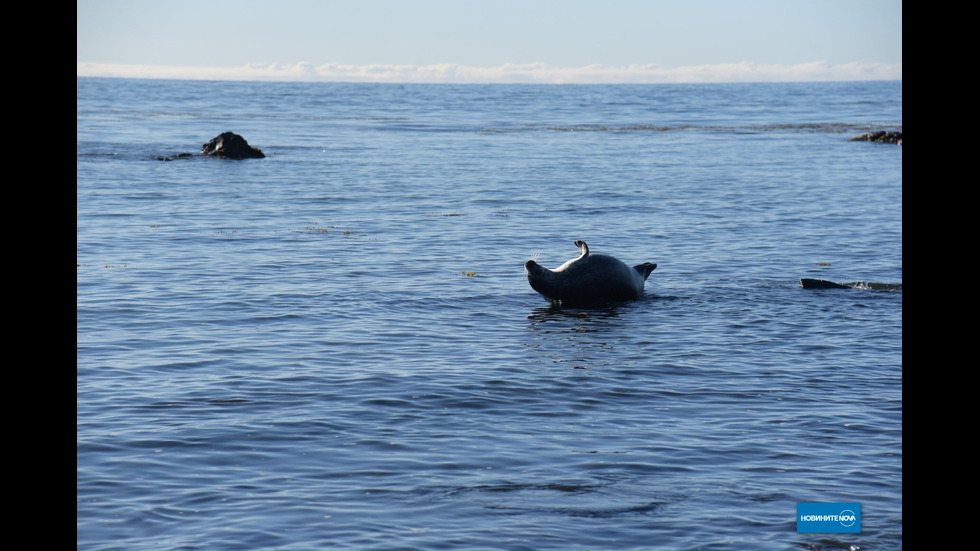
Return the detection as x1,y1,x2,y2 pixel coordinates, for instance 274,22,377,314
524,240,657,306
800,278,852,289
201,132,265,159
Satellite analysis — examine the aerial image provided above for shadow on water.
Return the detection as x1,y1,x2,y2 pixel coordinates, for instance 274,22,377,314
414,480,678,519
525,293,684,323
525,293,668,321
526,303,625,323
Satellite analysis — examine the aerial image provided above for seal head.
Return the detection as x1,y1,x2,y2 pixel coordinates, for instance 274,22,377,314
524,240,657,306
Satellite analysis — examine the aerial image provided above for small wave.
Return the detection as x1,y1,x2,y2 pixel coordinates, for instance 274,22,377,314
851,282,903,291
800,278,902,291
478,121,894,135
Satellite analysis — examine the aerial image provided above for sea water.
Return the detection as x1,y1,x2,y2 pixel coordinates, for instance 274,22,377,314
77,77,902,550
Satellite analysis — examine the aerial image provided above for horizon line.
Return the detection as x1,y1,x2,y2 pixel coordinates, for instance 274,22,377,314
77,60,901,85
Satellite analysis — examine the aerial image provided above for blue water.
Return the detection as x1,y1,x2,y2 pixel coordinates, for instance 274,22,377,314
77,77,902,550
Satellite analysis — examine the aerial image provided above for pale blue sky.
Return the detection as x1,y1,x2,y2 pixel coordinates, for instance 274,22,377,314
77,0,902,83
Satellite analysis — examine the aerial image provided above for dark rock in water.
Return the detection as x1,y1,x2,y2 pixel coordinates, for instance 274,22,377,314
850,131,902,145
155,152,194,161
201,132,265,159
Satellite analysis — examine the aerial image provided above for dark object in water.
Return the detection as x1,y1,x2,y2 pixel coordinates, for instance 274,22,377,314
849,131,902,145
800,278,902,291
201,132,265,159
800,278,852,289
524,240,657,306
155,152,194,161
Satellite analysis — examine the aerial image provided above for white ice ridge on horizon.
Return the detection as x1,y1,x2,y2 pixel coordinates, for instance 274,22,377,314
77,60,902,84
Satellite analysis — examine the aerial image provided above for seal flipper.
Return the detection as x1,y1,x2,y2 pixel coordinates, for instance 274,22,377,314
633,262,657,280
573,240,589,257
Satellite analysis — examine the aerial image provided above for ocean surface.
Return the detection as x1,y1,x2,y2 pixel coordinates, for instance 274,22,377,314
77,77,902,550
